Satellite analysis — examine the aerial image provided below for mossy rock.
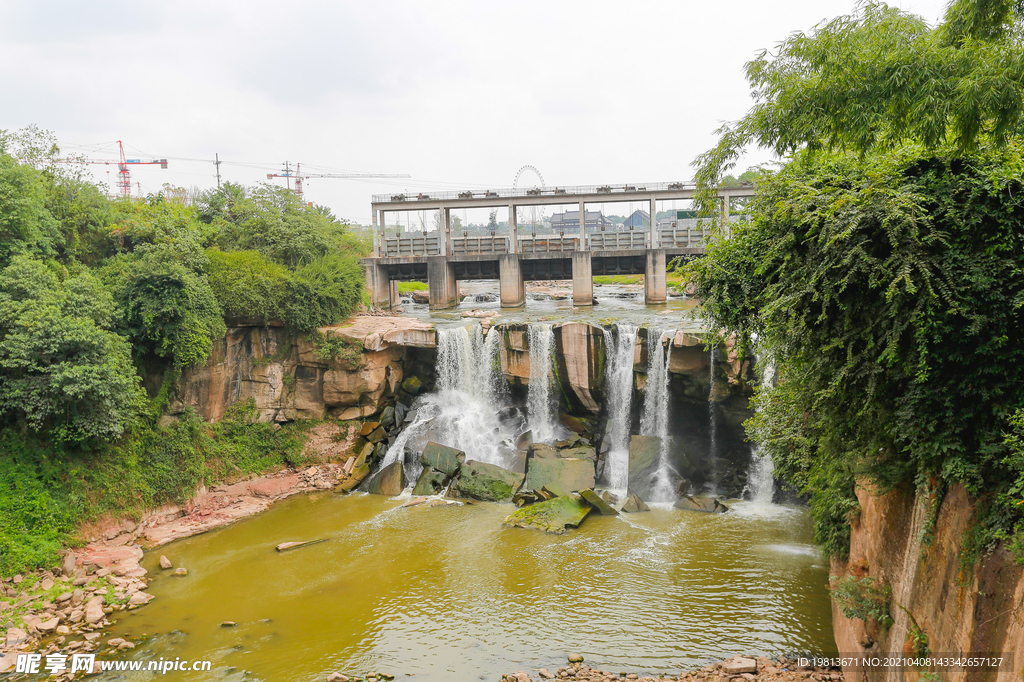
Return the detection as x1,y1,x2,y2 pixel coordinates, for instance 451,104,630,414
579,488,618,515
453,461,525,502
502,494,592,534
364,461,405,496
421,442,465,477
401,376,424,395
673,495,729,513
412,467,448,497
524,457,595,497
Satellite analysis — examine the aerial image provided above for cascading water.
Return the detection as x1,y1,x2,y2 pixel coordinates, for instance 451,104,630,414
527,323,558,443
380,324,514,479
640,326,676,503
745,355,777,504
601,324,638,493
707,344,719,493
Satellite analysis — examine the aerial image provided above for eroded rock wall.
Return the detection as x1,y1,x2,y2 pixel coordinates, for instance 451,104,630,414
170,317,436,423
832,483,1024,682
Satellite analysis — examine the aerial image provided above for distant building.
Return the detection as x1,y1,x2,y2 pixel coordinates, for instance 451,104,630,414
622,210,650,229
658,209,702,229
549,209,613,234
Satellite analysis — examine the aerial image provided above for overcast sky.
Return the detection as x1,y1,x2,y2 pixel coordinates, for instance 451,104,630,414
1,0,950,225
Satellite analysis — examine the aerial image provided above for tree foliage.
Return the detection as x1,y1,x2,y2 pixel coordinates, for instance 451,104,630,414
694,0,1024,213
0,256,143,441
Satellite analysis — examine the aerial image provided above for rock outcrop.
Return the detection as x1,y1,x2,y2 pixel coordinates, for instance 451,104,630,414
170,316,435,424
832,482,1024,682
453,461,524,502
503,494,592,534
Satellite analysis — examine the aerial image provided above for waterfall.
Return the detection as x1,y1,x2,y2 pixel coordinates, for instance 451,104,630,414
601,324,638,493
708,343,719,492
380,324,513,477
745,354,777,504
527,323,557,443
640,326,675,503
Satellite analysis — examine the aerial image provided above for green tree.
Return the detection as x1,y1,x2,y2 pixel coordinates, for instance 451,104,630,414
0,154,59,267
694,0,1024,211
107,245,226,368
689,0,1024,560
0,256,143,442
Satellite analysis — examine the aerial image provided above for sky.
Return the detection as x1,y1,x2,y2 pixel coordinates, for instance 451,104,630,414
1,0,951,226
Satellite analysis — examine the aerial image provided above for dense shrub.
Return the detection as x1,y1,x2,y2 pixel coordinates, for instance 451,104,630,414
690,144,1024,559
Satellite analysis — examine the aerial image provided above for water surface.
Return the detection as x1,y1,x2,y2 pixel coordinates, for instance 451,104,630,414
109,493,834,681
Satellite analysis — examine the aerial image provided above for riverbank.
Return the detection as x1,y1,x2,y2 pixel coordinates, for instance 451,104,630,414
0,457,349,673
501,655,842,682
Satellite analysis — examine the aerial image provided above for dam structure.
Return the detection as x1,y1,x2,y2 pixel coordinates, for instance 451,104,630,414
362,181,755,309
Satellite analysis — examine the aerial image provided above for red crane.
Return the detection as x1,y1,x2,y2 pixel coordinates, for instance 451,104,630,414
267,161,409,201
60,141,168,198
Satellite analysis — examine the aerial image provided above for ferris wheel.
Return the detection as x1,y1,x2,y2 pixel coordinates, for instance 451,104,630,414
512,165,546,235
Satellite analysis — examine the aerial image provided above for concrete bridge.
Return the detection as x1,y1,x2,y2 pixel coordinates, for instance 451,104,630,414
362,181,754,309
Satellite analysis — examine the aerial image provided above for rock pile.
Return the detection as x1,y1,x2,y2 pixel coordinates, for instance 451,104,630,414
501,654,844,682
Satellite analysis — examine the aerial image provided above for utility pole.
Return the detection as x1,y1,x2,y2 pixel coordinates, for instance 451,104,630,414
214,153,222,188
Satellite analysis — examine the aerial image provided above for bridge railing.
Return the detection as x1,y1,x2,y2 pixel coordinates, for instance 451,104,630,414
589,231,648,251
373,181,703,204
658,227,709,248
385,235,442,257
519,236,579,254
451,237,509,256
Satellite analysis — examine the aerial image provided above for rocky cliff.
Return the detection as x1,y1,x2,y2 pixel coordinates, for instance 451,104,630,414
831,483,1024,682
170,316,757,495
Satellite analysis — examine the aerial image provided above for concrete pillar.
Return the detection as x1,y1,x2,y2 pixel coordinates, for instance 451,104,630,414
579,200,587,250
499,254,525,307
644,248,667,305
427,256,458,309
388,280,399,309
649,196,658,249
572,251,593,306
508,204,518,254
441,206,450,256
378,210,386,256
364,262,391,308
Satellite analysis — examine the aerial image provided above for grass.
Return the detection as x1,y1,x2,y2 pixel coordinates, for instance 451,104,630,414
0,398,314,578
397,281,428,292
593,275,643,285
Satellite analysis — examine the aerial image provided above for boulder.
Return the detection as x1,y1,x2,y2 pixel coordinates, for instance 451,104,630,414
558,446,597,462
524,458,595,497
722,658,757,675
84,596,106,623
364,461,406,496
411,467,449,497
527,443,559,459
559,413,593,436
421,442,465,477
359,421,380,437
673,495,729,513
452,461,525,502
503,495,592,534
60,552,76,578
401,376,424,395
174,567,189,576
628,435,662,497
367,426,387,444
4,627,27,648
38,617,58,633
379,406,396,428
159,556,172,570
621,493,650,513
578,488,618,515
127,592,154,607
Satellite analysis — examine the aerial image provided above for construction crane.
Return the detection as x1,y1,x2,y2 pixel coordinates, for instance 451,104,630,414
267,162,409,201
56,141,168,198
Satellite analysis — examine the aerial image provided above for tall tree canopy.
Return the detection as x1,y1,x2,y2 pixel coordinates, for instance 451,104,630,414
689,0,1024,561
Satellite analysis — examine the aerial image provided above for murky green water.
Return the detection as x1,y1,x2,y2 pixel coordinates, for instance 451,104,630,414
106,493,834,681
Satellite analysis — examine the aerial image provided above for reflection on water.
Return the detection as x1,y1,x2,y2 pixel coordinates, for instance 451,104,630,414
109,494,834,682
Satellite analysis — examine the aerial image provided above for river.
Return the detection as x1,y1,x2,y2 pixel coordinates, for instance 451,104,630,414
106,492,834,681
